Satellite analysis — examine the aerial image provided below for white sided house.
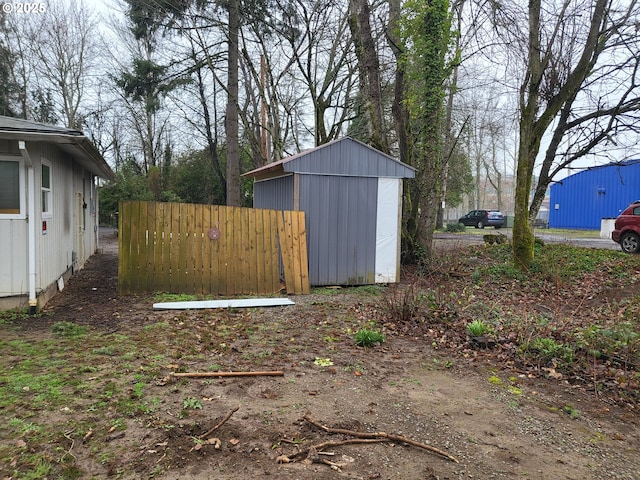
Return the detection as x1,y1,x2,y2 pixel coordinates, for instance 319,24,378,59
0,116,115,312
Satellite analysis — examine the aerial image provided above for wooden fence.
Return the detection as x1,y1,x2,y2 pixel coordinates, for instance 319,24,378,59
118,201,309,296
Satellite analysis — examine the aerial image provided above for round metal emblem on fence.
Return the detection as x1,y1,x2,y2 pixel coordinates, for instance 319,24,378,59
208,227,220,240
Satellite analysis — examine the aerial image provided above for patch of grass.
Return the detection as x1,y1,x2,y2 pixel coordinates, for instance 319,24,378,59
484,262,526,281
0,308,44,324
8,417,44,436
354,328,385,347
91,345,118,356
51,321,87,337
311,287,345,295
143,321,170,331
153,292,199,302
352,285,385,296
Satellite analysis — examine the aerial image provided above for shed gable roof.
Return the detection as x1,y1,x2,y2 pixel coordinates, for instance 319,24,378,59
0,116,115,181
244,137,415,180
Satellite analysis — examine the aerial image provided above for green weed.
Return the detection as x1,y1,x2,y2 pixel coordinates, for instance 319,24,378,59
521,337,575,367
563,405,581,419
182,397,203,410
354,328,385,347
467,319,492,337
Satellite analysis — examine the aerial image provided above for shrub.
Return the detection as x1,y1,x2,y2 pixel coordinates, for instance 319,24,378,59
446,222,466,232
467,319,492,337
354,328,385,347
381,284,424,324
521,337,575,367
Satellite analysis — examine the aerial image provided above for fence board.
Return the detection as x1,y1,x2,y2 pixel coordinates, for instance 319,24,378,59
118,201,132,293
218,206,228,295
118,201,308,296
140,202,152,292
169,203,180,292
153,203,166,288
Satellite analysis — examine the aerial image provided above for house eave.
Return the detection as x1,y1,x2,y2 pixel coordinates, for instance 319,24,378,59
0,129,116,181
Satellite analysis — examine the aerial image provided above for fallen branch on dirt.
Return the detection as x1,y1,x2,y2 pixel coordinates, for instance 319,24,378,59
287,438,388,461
302,414,459,464
171,370,284,378
199,406,240,440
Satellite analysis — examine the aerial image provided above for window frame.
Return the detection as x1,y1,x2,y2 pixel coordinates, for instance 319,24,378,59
41,159,53,219
0,155,26,219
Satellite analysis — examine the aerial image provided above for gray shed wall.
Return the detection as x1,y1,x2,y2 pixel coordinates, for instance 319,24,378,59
253,175,294,211
299,174,377,285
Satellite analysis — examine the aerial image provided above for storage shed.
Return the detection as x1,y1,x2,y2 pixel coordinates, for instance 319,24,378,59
244,137,415,286
549,159,640,229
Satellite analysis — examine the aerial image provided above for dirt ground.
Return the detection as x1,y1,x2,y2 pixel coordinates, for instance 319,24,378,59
6,228,640,480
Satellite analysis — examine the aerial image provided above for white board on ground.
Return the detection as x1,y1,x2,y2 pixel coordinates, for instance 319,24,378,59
153,298,295,310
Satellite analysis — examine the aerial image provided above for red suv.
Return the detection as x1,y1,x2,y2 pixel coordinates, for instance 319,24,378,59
612,200,640,253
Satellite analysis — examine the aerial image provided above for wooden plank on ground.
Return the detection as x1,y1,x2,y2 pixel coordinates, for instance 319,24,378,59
153,297,295,310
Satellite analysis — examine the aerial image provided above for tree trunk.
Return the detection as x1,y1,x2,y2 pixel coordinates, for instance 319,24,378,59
512,0,610,268
512,0,542,269
195,60,226,204
348,0,388,154
225,0,241,206
401,0,450,262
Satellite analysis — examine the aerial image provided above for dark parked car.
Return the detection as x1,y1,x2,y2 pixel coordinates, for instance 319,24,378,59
458,210,504,229
612,200,640,253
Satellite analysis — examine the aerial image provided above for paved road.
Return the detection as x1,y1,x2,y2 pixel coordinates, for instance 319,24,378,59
434,228,622,251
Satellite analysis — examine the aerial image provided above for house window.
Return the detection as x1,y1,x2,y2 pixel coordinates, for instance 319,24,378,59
42,161,52,217
0,158,22,216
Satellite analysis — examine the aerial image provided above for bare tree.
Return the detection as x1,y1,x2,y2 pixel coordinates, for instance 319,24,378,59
29,0,100,129
482,0,640,268
279,0,358,146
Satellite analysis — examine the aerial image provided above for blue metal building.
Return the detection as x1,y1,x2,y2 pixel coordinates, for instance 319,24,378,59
549,159,640,229
244,137,415,286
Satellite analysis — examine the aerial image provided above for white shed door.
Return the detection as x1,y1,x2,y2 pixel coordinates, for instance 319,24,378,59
375,178,402,283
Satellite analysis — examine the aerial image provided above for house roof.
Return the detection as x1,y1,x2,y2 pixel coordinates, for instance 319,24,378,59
0,116,116,181
243,137,416,180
